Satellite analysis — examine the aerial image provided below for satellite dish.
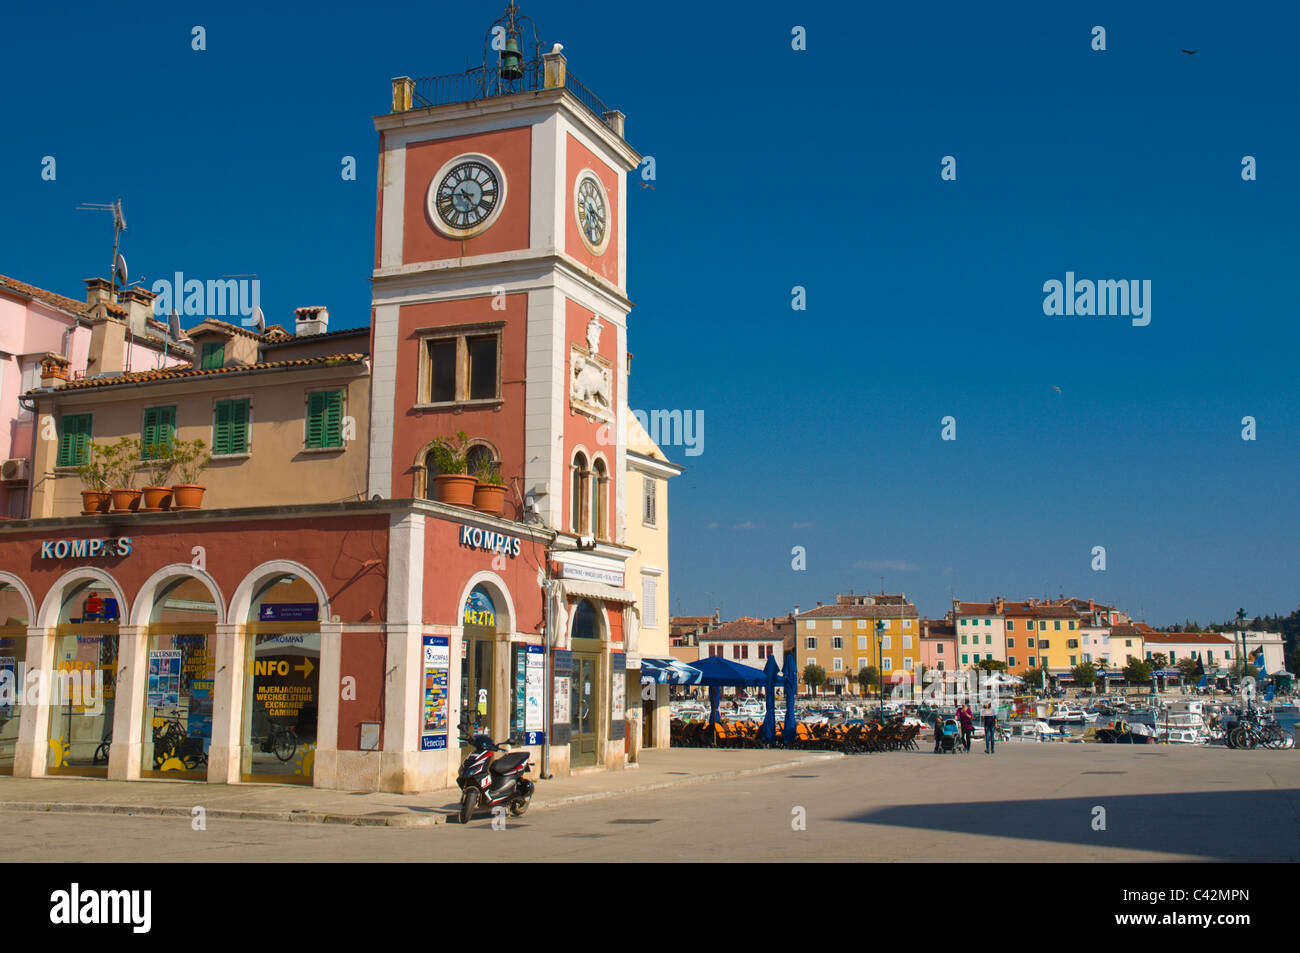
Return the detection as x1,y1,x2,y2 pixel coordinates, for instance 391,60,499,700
114,253,128,286
168,310,181,340
251,307,265,334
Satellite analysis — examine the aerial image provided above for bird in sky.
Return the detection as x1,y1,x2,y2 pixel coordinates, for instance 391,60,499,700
640,182,656,191
1181,49,1198,54
1051,385,1062,394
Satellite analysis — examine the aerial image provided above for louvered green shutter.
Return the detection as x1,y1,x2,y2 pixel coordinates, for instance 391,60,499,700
306,391,343,449
57,414,92,466
230,399,249,453
306,392,325,448
141,406,176,459
213,401,232,455
213,399,249,455
324,390,343,448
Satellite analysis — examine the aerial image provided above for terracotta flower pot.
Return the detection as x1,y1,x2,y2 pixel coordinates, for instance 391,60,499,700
170,484,206,510
110,488,141,512
434,474,477,507
80,490,111,516
472,482,508,516
140,486,172,512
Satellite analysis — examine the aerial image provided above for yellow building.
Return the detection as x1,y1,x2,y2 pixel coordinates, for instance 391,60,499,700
794,594,921,695
1002,604,1084,675
623,413,682,750
28,310,371,518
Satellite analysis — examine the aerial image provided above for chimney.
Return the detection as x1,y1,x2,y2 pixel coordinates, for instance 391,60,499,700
1089,599,1094,613
87,315,127,375
995,597,1005,614
294,306,330,336
84,277,115,310
543,47,567,89
391,76,414,112
792,605,799,616
39,354,70,386
119,285,157,337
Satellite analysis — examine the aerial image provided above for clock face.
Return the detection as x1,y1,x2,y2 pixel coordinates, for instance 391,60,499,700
574,171,610,255
427,154,506,238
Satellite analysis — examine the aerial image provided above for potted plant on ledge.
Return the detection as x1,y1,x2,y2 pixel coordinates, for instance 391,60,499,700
170,439,212,510
75,445,112,515
138,438,175,512
429,431,476,507
472,456,507,516
103,437,141,512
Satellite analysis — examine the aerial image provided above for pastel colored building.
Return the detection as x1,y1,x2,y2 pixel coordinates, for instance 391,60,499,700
26,313,371,519
0,9,673,790
623,412,682,749
698,618,786,671
795,594,921,694
1,275,188,518
919,619,956,672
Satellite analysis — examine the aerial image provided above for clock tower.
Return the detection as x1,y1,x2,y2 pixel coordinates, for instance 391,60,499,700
369,4,639,568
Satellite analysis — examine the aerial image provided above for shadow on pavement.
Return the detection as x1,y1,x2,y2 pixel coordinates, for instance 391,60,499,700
837,789,1300,861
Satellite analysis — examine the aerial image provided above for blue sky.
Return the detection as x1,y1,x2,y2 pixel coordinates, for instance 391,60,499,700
3,1,1297,626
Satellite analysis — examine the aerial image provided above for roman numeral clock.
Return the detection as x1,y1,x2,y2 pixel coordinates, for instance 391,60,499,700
427,153,507,238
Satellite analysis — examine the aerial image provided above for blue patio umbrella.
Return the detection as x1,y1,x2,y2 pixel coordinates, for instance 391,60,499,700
762,654,779,744
782,652,798,745
708,684,721,725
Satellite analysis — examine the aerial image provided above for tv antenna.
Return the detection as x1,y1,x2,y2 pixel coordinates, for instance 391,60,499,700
77,198,127,294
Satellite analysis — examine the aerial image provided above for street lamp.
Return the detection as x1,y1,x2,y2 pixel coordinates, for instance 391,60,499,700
876,619,886,724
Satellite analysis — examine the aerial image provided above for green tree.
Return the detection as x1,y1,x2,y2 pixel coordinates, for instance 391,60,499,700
1022,666,1046,689
1176,657,1201,681
1070,661,1097,687
1149,653,1169,671
855,666,879,694
802,664,826,696
976,658,1008,673
1122,658,1153,683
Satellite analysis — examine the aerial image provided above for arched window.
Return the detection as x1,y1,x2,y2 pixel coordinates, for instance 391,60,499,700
593,458,609,541
466,444,494,480
422,442,497,498
571,452,590,534
572,599,601,641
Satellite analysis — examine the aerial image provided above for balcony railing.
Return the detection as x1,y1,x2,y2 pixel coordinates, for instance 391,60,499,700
407,60,621,137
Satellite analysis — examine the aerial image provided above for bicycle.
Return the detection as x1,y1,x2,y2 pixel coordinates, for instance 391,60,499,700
252,708,297,762
151,713,208,770
93,731,111,765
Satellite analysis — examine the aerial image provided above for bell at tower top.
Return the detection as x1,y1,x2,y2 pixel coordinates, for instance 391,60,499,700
387,2,627,140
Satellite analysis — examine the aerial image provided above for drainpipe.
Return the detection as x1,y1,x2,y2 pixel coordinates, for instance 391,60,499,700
541,550,554,779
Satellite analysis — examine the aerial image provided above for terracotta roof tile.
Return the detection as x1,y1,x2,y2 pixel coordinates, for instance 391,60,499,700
0,274,88,316
45,353,367,392
1142,632,1233,645
795,604,917,619
699,619,786,642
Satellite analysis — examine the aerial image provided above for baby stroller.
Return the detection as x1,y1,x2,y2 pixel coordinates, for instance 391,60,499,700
939,718,962,754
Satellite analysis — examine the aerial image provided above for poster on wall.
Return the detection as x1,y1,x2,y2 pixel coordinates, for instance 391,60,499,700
147,650,183,708
554,677,570,725
512,646,527,734
612,673,626,722
0,657,15,716
525,645,545,743
421,636,450,751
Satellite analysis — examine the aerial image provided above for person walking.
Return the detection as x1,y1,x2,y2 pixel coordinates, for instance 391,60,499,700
933,712,945,753
982,700,998,753
956,703,974,752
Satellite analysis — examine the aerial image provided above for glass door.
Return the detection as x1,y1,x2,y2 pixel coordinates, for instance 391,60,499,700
570,654,598,766
460,634,494,749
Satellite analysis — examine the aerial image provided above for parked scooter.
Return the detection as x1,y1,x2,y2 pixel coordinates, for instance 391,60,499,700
456,728,535,824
